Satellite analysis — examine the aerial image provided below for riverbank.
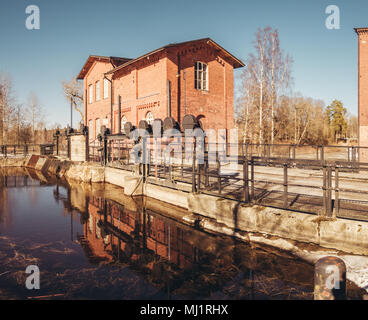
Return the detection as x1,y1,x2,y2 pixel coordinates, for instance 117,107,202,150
2,155,368,293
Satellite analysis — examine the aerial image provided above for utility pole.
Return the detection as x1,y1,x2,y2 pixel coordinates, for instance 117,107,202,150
70,96,73,129
294,107,297,144
294,107,302,144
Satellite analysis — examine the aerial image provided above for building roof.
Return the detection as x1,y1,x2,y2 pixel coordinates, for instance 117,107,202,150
105,38,245,76
77,55,132,80
354,27,368,34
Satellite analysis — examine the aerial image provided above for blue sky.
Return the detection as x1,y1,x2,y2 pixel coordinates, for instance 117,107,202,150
0,0,366,127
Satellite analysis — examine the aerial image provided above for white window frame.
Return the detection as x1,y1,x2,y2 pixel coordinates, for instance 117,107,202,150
103,78,109,99
195,61,208,91
89,84,93,104
146,111,154,125
95,81,101,101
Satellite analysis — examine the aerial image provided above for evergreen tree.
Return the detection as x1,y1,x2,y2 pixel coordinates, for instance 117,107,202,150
326,100,348,142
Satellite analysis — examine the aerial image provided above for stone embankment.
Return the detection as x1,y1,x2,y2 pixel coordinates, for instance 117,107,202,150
2,155,368,258
2,154,368,292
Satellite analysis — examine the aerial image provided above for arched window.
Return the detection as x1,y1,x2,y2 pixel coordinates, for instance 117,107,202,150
121,116,127,133
145,111,154,125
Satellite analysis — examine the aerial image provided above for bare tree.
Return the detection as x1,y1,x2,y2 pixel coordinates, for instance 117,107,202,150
62,77,84,122
0,73,16,145
266,29,293,144
240,27,293,145
26,92,44,144
248,27,271,145
236,68,256,144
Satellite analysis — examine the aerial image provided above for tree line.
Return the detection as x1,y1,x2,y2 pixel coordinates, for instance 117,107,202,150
235,27,357,145
0,73,56,146
1,27,358,147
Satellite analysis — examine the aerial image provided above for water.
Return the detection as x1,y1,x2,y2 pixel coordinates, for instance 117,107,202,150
0,167,343,299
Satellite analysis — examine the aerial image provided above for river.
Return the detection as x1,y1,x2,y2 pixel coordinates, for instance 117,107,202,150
0,167,364,300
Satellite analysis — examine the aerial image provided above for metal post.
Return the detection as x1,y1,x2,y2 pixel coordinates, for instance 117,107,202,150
70,97,73,129
155,138,158,179
181,143,184,178
85,128,89,162
251,158,255,202
192,144,196,193
103,137,107,166
243,157,249,202
169,150,172,182
67,135,71,159
56,135,59,156
323,164,327,216
314,256,346,300
204,157,209,187
283,163,288,209
327,166,332,218
334,166,339,218
197,161,200,192
142,136,147,182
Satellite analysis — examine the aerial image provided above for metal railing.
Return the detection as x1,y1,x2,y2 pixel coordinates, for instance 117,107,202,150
191,156,368,221
84,134,368,221
0,144,54,158
240,143,366,162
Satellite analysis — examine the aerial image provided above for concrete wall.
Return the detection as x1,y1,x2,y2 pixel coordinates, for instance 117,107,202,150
13,155,368,256
70,135,87,162
187,193,368,256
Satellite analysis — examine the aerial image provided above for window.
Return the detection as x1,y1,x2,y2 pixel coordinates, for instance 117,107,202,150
96,118,101,136
195,62,208,90
103,78,109,99
121,115,127,133
95,81,100,101
89,84,93,104
145,111,154,125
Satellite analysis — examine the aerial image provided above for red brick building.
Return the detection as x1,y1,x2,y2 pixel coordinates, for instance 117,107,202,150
355,28,368,160
77,38,244,140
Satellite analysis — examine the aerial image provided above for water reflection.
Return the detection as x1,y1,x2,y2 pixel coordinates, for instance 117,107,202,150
50,170,315,299
0,167,354,300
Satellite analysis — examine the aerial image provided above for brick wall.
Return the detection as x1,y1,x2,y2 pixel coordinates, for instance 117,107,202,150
83,61,113,139
357,29,368,161
84,41,238,140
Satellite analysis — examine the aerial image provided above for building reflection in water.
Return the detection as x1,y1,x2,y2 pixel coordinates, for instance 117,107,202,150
52,180,315,299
